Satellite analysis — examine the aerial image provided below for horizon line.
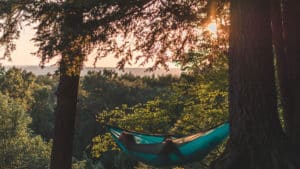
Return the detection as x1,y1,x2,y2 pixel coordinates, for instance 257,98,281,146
3,65,181,69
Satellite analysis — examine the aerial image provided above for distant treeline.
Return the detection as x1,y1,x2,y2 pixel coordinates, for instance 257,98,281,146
3,66,181,76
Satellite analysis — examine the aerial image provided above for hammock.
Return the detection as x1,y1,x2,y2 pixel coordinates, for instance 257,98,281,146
107,123,229,167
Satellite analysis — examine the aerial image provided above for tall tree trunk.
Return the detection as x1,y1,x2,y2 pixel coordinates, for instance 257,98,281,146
210,0,299,168
50,73,80,169
271,0,288,124
280,0,300,146
50,10,84,169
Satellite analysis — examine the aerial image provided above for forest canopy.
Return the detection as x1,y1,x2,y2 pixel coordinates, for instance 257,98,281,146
0,63,228,169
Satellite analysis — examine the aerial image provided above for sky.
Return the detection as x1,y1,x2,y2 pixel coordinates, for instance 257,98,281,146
0,26,170,68
0,16,218,69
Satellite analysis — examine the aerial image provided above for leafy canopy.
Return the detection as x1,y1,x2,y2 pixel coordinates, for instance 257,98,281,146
1,0,229,71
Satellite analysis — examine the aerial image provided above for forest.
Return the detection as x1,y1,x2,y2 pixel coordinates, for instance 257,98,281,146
0,58,228,169
1,0,300,169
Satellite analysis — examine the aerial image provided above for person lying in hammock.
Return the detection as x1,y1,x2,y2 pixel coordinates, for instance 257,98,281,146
118,131,181,155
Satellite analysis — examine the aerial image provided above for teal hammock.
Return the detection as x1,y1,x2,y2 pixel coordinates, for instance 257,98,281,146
107,123,229,167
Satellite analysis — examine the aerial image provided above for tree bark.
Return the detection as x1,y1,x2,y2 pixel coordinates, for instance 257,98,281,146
50,74,80,169
210,0,299,168
271,0,288,124
280,0,300,146
228,0,282,146
50,10,84,169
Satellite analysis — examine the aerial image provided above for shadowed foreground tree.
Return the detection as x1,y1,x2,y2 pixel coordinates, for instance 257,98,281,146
211,0,300,168
49,10,83,169
271,0,300,148
279,0,300,146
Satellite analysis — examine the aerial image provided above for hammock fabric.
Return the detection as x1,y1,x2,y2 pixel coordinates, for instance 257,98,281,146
107,123,229,167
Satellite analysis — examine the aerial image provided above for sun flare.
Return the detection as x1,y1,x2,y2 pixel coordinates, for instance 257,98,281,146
207,21,218,38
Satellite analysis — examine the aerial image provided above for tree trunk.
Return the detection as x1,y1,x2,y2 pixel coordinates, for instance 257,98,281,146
229,0,282,146
50,10,84,169
50,73,80,169
280,0,300,146
210,0,299,168
271,0,288,125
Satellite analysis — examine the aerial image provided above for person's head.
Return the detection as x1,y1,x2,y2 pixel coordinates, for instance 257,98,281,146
119,132,135,147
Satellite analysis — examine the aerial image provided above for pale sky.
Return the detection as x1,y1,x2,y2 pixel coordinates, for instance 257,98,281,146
0,26,177,68
0,26,129,67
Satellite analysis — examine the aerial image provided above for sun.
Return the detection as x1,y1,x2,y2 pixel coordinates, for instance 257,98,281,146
206,21,218,38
